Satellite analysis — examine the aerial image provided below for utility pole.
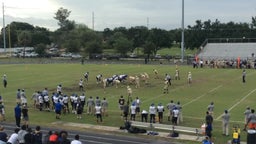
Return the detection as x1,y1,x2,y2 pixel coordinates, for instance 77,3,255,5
92,12,94,30
147,17,149,29
181,0,184,63
2,3,6,52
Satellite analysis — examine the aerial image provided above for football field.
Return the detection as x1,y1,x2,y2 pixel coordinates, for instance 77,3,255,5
0,63,255,143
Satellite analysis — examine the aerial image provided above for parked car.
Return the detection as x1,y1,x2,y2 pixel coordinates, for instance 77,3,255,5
71,54,82,59
129,53,138,58
155,54,162,59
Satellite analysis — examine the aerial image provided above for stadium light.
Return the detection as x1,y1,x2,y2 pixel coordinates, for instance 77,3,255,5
181,0,184,63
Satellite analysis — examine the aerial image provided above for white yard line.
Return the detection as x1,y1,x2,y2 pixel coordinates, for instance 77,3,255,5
182,85,223,107
216,88,256,120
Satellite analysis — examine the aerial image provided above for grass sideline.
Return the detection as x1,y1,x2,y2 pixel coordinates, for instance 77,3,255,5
0,62,255,143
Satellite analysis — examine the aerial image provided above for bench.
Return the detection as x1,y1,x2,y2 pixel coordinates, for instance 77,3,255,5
130,121,204,139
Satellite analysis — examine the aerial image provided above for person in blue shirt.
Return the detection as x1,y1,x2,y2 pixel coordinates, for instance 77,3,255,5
14,103,21,127
55,101,62,119
202,136,212,144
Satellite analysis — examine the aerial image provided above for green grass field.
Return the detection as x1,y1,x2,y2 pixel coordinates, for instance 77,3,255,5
0,61,255,143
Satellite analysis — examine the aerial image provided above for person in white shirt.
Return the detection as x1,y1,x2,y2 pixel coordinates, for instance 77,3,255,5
149,103,156,123
95,104,102,123
57,84,62,94
79,93,86,109
79,79,84,91
7,128,20,144
172,107,179,125
130,102,136,121
71,134,82,144
20,89,27,106
187,72,192,84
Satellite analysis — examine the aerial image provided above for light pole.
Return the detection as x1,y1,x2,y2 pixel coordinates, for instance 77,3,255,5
181,0,184,63
2,3,6,52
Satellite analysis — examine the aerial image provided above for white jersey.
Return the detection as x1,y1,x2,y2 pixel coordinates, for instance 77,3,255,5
149,106,156,114
57,85,62,93
79,95,86,102
157,105,164,112
79,80,83,86
63,96,69,104
172,109,179,117
130,105,136,114
43,95,49,102
38,95,44,104
53,96,59,103
95,106,102,114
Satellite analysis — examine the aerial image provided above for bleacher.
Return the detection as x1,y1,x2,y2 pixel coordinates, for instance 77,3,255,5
198,41,256,60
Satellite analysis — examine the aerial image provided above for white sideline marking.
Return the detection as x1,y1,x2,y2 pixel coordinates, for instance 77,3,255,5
216,88,256,120
183,85,222,107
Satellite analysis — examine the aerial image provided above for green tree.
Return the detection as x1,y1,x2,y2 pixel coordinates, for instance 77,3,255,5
85,40,103,55
18,31,32,58
35,43,47,57
54,7,73,30
143,41,156,59
113,37,133,56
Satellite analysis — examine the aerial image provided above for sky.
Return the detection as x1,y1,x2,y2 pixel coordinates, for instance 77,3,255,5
0,0,256,31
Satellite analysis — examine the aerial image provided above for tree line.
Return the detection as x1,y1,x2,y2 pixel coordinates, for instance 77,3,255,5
0,7,256,58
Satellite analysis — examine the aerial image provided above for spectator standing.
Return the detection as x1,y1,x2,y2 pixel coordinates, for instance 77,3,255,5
14,103,21,128
58,131,70,144
221,110,230,136
245,109,256,130
0,125,8,143
149,103,156,123
71,134,82,144
24,128,35,144
33,126,42,144
49,131,58,144
7,128,20,144
244,106,251,130
18,125,28,144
